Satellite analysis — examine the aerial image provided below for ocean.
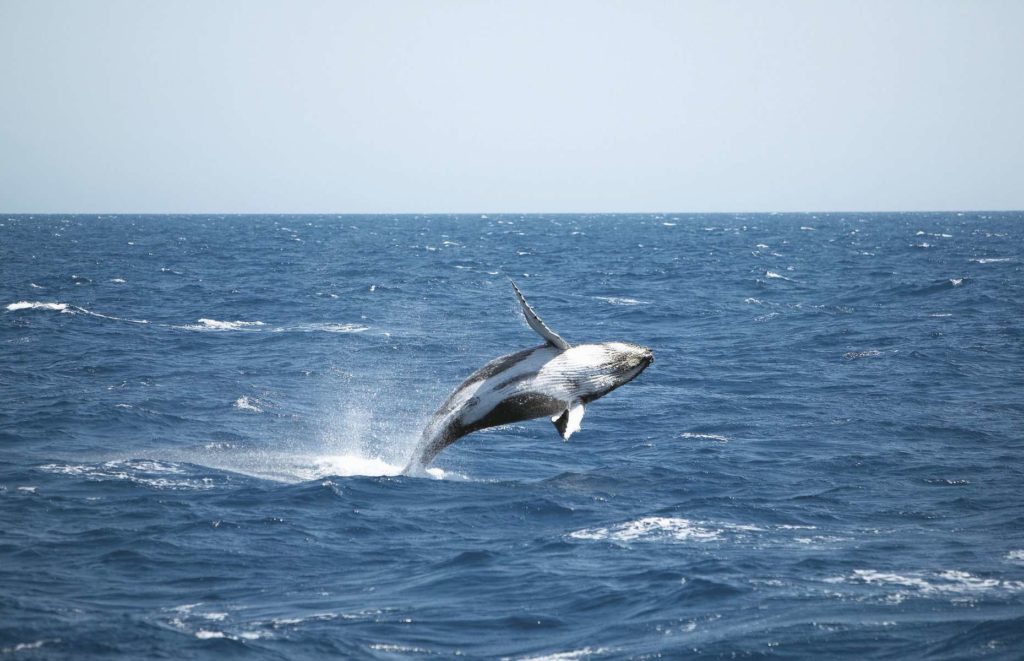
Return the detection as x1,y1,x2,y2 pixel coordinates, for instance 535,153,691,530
1,213,1022,659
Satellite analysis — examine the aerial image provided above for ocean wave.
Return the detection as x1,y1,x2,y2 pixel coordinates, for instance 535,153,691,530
178,319,370,333
369,643,438,655
6,301,149,324
519,647,611,661
185,319,266,331
843,349,882,360
39,459,221,490
679,432,729,442
593,296,647,306
6,301,69,312
832,569,1024,600
233,396,263,413
190,452,450,483
7,301,365,333
311,455,446,480
164,603,271,643
569,517,856,548
0,640,58,654
276,323,370,333
569,517,724,543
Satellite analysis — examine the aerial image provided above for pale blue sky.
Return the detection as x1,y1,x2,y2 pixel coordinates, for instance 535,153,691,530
1,1,1021,213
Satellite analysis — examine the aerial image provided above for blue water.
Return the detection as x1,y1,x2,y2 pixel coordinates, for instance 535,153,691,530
2,213,1023,659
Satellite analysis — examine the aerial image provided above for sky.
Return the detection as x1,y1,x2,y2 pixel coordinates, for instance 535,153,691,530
1,0,1021,213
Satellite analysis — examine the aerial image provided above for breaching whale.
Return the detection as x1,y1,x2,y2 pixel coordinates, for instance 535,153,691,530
402,281,653,474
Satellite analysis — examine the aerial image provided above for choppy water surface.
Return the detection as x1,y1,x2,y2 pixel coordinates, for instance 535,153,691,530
1,213,1023,659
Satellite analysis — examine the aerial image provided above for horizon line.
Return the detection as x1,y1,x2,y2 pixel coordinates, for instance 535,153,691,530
3,209,1022,217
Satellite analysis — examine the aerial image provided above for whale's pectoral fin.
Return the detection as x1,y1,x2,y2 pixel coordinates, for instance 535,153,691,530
551,399,585,441
511,279,571,350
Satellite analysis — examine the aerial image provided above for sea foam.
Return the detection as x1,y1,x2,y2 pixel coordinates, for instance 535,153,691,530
6,301,69,312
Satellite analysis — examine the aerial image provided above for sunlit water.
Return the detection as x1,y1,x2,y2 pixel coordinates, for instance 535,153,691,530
1,213,1022,658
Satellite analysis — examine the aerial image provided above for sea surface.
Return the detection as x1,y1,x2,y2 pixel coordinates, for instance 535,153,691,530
1,213,1023,659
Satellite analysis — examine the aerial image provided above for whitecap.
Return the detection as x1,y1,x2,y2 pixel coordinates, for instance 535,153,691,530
369,643,438,654
39,460,218,490
969,257,1013,264
594,296,647,306
764,271,792,281
843,349,882,360
800,226,816,231
187,319,265,331
289,323,370,333
237,632,268,640
949,278,964,286
6,301,148,324
194,630,226,640
110,277,127,284
520,648,610,661
75,307,148,324
1006,550,1024,563
839,569,1024,596
171,603,202,614
6,301,69,312
1,640,55,654
569,517,723,543
679,432,729,443
233,396,263,413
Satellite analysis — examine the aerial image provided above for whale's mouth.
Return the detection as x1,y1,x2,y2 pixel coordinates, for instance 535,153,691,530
618,351,653,388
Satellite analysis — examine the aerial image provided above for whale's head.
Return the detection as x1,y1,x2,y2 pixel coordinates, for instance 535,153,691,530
604,341,654,385
568,341,653,402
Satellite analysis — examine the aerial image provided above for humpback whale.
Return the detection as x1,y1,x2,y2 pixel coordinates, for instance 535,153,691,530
402,281,653,474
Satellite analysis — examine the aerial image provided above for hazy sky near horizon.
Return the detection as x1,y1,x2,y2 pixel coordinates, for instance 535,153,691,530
1,1,1022,213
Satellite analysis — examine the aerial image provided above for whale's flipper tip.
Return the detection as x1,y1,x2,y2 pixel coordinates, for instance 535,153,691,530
551,399,585,441
510,280,571,350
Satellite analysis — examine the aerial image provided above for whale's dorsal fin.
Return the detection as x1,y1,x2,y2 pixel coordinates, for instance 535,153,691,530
510,280,570,350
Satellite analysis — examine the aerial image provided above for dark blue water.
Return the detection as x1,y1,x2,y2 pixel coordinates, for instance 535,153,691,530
2,213,1023,659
